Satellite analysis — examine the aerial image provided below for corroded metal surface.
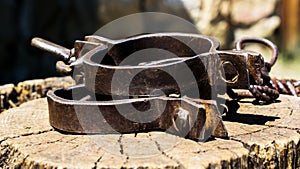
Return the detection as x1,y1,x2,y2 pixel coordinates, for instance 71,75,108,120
234,37,280,102
47,85,225,141
31,33,281,141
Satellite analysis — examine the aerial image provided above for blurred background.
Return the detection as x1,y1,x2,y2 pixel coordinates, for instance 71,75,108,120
0,0,299,85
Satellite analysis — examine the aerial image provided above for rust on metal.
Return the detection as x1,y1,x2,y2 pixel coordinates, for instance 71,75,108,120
31,38,72,62
31,33,283,141
234,37,280,102
47,85,225,141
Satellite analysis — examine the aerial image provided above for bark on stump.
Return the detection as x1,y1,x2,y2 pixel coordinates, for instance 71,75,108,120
1,95,300,168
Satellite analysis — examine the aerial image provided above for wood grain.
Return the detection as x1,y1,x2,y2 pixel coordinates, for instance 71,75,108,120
1,95,300,168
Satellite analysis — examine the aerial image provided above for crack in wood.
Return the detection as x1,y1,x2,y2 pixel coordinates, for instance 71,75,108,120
24,138,62,147
290,109,294,115
92,155,103,169
230,126,271,138
150,136,183,168
230,126,300,168
229,137,251,150
92,151,103,169
268,125,300,132
1,95,300,168
232,127,298,148
0,129,53,144
117,134,130,166
118,135,124,155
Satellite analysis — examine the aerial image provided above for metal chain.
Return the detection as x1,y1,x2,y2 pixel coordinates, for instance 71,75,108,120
248,85,279,102
235,37,280,102
270,78,300,97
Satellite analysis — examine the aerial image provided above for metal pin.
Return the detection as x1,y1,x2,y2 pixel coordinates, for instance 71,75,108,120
31,37,71,61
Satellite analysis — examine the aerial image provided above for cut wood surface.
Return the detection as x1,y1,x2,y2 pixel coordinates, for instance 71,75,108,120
0,76,75,112
1,95,300,168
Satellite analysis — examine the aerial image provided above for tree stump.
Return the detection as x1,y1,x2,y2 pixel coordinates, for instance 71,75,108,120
1,95,300,168
0,76,75,112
